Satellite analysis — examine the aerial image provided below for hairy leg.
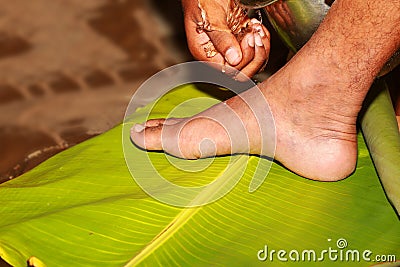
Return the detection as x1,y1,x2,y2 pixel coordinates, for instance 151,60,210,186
132,0,400,180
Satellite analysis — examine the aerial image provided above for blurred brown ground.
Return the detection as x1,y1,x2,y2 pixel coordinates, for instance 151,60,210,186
0,0,192,182
0,0,290,183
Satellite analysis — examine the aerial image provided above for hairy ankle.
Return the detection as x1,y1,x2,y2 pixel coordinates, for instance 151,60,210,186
255,56,362,181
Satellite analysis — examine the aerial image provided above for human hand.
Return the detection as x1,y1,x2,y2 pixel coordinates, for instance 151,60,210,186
182,0,270,79
265,0,296,36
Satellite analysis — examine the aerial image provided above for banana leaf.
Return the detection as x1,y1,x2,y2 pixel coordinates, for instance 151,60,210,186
0,84,399,267
360,80,400,215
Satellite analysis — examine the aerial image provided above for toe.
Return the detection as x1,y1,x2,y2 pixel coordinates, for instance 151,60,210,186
132,118,184,150
130,98,256,159
131,124,164,151
131,115,236,159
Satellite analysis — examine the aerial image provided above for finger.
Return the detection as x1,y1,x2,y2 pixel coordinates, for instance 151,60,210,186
223,32,255,77
265,4,288,31
257,24,271,60
251,20,271,59
276,1,293,29
184,18,218,61
238,33,269,80
235,23,270,80
182,5,226,64
193,0,244,66
237,32,256,68
238,47,266,80
182,0,243,66
207,30,243,66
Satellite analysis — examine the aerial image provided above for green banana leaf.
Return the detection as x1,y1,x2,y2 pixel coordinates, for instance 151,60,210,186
0,84,399,267
360,80,400,215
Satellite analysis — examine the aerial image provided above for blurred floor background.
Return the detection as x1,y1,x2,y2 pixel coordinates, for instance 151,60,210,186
0,0,192,182
0,0,289,182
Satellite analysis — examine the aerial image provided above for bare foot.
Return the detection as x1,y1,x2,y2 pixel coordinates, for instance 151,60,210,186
131,49,365,181
131,0,400,182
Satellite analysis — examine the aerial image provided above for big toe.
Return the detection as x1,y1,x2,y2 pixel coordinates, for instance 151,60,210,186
131,117,198,158
131,118,183,151
130,123,164,151
131,115,242,159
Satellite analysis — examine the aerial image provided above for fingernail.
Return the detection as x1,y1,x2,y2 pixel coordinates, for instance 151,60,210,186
251,18,261,25
133,123,145,133
255,34,263,47
225,48,241,65
255,25,265,37
247,34,255,47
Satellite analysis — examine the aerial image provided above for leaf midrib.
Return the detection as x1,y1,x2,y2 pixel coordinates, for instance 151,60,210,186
123,156,251,266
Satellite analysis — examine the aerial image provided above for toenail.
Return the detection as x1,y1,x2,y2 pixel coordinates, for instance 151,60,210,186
133,123,145,133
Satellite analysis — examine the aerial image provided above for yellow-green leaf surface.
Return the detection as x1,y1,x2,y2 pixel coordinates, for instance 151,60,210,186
0,84,399,267
361,80,400,215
